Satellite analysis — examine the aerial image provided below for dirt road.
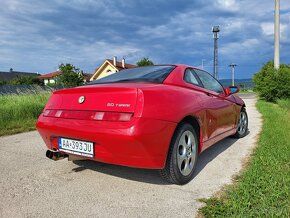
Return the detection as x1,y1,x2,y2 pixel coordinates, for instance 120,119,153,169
0,95,262,218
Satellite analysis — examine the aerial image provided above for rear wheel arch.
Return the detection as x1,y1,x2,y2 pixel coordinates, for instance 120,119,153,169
178,116,201,153
160,117,200,184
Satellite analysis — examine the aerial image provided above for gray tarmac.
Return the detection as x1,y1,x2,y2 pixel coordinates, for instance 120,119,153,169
0,95,262,218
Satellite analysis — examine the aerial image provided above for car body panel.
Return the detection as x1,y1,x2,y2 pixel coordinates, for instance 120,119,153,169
37,64,245,169
37,116,176,168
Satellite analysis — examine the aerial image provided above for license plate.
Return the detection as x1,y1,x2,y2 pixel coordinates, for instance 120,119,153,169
58,137,94,158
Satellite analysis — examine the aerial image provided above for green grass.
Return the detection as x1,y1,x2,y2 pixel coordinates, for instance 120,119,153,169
239,89,254,93
0,93,50,136
277,98,290,110
199,99,290,218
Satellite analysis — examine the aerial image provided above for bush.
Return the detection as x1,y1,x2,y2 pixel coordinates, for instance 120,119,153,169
9,76,44,85
253,61,290,102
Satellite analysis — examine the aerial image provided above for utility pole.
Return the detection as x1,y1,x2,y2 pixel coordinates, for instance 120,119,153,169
274,0,280,69
212,26,220,79
229,63,237,86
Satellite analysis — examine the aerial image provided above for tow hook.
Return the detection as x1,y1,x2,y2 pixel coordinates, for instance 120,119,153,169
46,150,68,161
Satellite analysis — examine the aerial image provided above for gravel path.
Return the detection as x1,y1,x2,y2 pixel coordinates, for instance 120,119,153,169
0,95,262,218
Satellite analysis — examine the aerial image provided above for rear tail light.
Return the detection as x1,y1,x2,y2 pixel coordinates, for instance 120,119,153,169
92,111,132,121
43,110,133,122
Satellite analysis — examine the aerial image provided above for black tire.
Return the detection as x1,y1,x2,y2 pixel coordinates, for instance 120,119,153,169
160,123,198,185
232,107,248,138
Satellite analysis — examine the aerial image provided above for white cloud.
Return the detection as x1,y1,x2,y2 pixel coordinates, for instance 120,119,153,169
215,0,240,12
138,25,172,39
261,22,288,40
261,22,274,36
1,0,56,15
222,19,246,36
54,0,125,17
220,38,261,60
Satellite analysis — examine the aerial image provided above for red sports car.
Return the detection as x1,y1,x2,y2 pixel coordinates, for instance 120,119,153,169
37,64,248,185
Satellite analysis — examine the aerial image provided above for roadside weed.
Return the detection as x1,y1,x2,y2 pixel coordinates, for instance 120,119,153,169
0,93,50,136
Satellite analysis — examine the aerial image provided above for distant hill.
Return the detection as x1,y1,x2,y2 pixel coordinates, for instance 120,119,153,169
219,79,254,89
0,70,40,82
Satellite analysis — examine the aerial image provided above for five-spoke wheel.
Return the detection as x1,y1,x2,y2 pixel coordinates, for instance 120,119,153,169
177,130,197,176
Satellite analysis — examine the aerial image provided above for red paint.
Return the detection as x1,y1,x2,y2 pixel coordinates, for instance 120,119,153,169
36,64,245,169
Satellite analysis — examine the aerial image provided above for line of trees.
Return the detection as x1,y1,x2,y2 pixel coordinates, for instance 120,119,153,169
0,76,44,86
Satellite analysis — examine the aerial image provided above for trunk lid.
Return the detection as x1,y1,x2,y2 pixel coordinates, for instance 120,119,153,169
45,85,138,113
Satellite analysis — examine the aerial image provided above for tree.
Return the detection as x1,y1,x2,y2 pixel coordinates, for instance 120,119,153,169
136,58,154,66
57,63,84,87
253,61,290,102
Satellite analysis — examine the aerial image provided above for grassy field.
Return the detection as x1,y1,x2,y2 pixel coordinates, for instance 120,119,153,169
0,93,50,136
199,99,290,217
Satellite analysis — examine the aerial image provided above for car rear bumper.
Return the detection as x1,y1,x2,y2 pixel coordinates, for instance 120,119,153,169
36,115,176,169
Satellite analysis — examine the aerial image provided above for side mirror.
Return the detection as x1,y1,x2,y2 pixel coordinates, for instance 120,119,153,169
227,86,239,95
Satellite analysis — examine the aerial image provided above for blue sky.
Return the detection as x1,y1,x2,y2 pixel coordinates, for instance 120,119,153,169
0,0,289,79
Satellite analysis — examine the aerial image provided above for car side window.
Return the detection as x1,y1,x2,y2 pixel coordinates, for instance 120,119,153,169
184,69,202,87
194,69,224,94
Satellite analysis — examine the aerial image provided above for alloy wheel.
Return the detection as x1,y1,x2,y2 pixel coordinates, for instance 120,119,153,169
238,111,247,135
176,130,197,176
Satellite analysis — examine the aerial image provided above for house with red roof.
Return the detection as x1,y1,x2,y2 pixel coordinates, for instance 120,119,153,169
38,71,93,85
38,71,61,85
90,57,136,81
39,57,135,85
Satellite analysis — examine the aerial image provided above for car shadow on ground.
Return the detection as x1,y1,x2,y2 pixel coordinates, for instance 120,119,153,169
71,135,246,185
193,137,238,177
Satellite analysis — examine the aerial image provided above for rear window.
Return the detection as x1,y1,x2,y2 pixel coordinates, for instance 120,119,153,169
89,65,176,84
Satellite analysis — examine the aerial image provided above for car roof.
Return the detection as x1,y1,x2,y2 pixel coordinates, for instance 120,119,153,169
159,64,204,72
